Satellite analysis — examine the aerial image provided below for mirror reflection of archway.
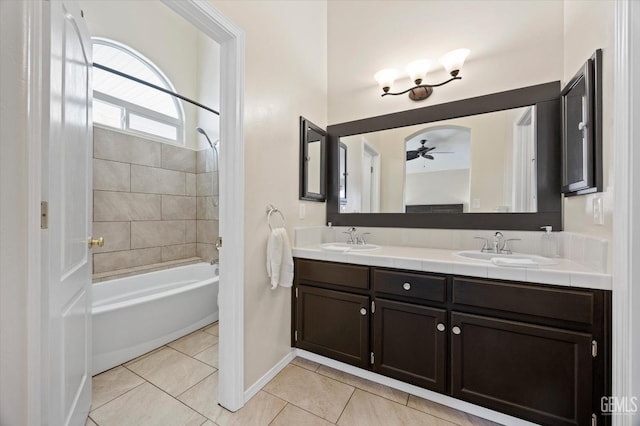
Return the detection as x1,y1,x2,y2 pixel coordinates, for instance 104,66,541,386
404,125,471,213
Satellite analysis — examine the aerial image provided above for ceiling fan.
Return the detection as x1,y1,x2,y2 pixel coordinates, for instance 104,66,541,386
406,139,453,161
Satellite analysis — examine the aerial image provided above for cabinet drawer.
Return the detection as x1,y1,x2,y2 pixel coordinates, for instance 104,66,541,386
373,269,446,303
452,277,594,325
296,259,369,290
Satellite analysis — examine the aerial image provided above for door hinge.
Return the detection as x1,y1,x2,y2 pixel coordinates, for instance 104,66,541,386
592,413,597,426
295,288,298,298
370,352,374,365
370,166,374,173
215,236,222,251
294,330,298,342
592,340,598,357
371,300,375,313
40,201,48,229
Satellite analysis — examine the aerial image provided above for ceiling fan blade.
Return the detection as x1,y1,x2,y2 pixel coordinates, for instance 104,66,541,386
424,146,436,153
430,151,455,154
406,151,420,161
424,154,434,160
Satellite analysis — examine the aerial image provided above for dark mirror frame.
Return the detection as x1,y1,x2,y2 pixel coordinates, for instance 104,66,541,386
326,82,563,230
339,142,347,204
300,116,327,201
561,49,603,196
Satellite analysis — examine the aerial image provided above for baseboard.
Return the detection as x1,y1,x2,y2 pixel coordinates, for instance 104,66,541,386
244,349,296,403
295,349,537,426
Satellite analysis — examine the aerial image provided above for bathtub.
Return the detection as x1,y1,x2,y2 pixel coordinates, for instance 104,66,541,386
92,262,218,375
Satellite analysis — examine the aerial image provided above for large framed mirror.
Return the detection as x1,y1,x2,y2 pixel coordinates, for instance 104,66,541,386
300,116,327,201
326,82,562,230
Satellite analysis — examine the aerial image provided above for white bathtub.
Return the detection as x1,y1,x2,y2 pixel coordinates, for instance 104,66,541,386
92,262,218,375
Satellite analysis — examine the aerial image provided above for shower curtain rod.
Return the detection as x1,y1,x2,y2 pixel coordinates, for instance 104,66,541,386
93,62,220,116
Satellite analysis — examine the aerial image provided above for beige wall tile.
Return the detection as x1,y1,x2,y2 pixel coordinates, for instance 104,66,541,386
92,222,130,254
131,220,185,249
93,247,161,274
94,127,161,167
196,196,218,220
196,172,214,196
131,165,185,195
185,220,197,243
197,243,216,261
196,149,215,173
161,243,197,261
197,220,219,244
186,173,196,196
94,191,161,221
93,159,130,192
162,195,196,220
162,144,196,173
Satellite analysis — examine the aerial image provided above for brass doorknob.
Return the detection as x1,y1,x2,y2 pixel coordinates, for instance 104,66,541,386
88,237,104,248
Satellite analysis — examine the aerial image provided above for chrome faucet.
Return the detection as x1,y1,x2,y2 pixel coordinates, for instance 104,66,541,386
343,227,357,244
493,232,503,254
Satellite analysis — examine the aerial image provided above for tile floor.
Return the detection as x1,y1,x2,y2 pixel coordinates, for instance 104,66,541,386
87,322,502,426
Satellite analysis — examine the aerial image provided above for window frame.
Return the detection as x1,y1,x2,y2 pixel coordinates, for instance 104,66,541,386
91,37,186,144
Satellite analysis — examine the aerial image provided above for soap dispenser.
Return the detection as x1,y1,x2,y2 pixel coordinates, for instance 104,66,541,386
540,226,557,258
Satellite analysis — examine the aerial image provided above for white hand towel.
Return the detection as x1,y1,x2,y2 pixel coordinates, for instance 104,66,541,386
267,228,294,289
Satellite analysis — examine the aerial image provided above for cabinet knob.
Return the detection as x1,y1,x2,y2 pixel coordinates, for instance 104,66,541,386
436,323,446,332
88,236,104,249
402,282,411,291
360,308,367,316
452,326,461,335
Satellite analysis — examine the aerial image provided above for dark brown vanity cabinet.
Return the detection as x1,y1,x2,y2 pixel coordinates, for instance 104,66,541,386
292,259,610,426
294,259,370,368
373,299,447,392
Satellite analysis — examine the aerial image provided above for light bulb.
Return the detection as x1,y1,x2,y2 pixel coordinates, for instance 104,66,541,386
374,68,399,92
406,60,431,84
439,48,470,77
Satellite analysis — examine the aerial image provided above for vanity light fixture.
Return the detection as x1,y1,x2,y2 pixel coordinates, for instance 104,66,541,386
374,48,470,101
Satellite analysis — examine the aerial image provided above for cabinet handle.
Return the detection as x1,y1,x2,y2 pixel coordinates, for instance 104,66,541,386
360,308,367,316
452,326,461,335
402,282,411,291
436,323,446,332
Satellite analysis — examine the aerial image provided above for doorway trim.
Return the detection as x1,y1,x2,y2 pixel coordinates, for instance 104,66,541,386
612,1,640,424
160,0,246,411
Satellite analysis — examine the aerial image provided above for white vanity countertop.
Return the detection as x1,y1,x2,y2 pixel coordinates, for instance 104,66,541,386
292,244,612,291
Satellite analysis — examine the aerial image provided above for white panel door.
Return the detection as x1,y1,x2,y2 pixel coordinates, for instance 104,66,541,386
47,1,93,424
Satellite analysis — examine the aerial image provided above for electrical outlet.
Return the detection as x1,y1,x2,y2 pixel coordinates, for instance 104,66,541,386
593,196,604,225
299,203,306,220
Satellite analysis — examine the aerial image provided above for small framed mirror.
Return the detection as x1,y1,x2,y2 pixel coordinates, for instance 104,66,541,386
339,142,347,205
300,116,326,201
561,49,602,196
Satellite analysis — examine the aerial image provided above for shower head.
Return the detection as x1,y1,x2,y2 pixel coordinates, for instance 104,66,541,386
196,127,214,149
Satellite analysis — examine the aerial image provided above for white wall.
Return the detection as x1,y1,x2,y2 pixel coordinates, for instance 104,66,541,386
562,1,614,254
327,0,564,124
211,0,327,390
406,170,470,210
0,1,30,424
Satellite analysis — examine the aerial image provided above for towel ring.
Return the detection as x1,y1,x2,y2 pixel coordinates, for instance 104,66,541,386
266,204,286,231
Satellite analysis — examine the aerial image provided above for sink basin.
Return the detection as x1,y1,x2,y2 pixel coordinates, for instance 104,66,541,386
320,242,380,252
455,250,557,266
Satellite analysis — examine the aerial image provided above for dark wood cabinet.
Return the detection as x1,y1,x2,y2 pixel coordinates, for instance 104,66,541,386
293,259,610,426
296,285,370,368
450,311,593,426
373,298,447,392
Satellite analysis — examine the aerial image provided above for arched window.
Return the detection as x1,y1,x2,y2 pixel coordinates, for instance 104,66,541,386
92,38,185,144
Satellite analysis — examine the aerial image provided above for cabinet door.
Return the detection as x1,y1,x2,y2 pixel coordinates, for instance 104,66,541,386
450,312,593,426
373,299,447,392
296,286,370,368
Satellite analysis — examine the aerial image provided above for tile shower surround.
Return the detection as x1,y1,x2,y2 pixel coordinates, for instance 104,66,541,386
92,127,219,277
